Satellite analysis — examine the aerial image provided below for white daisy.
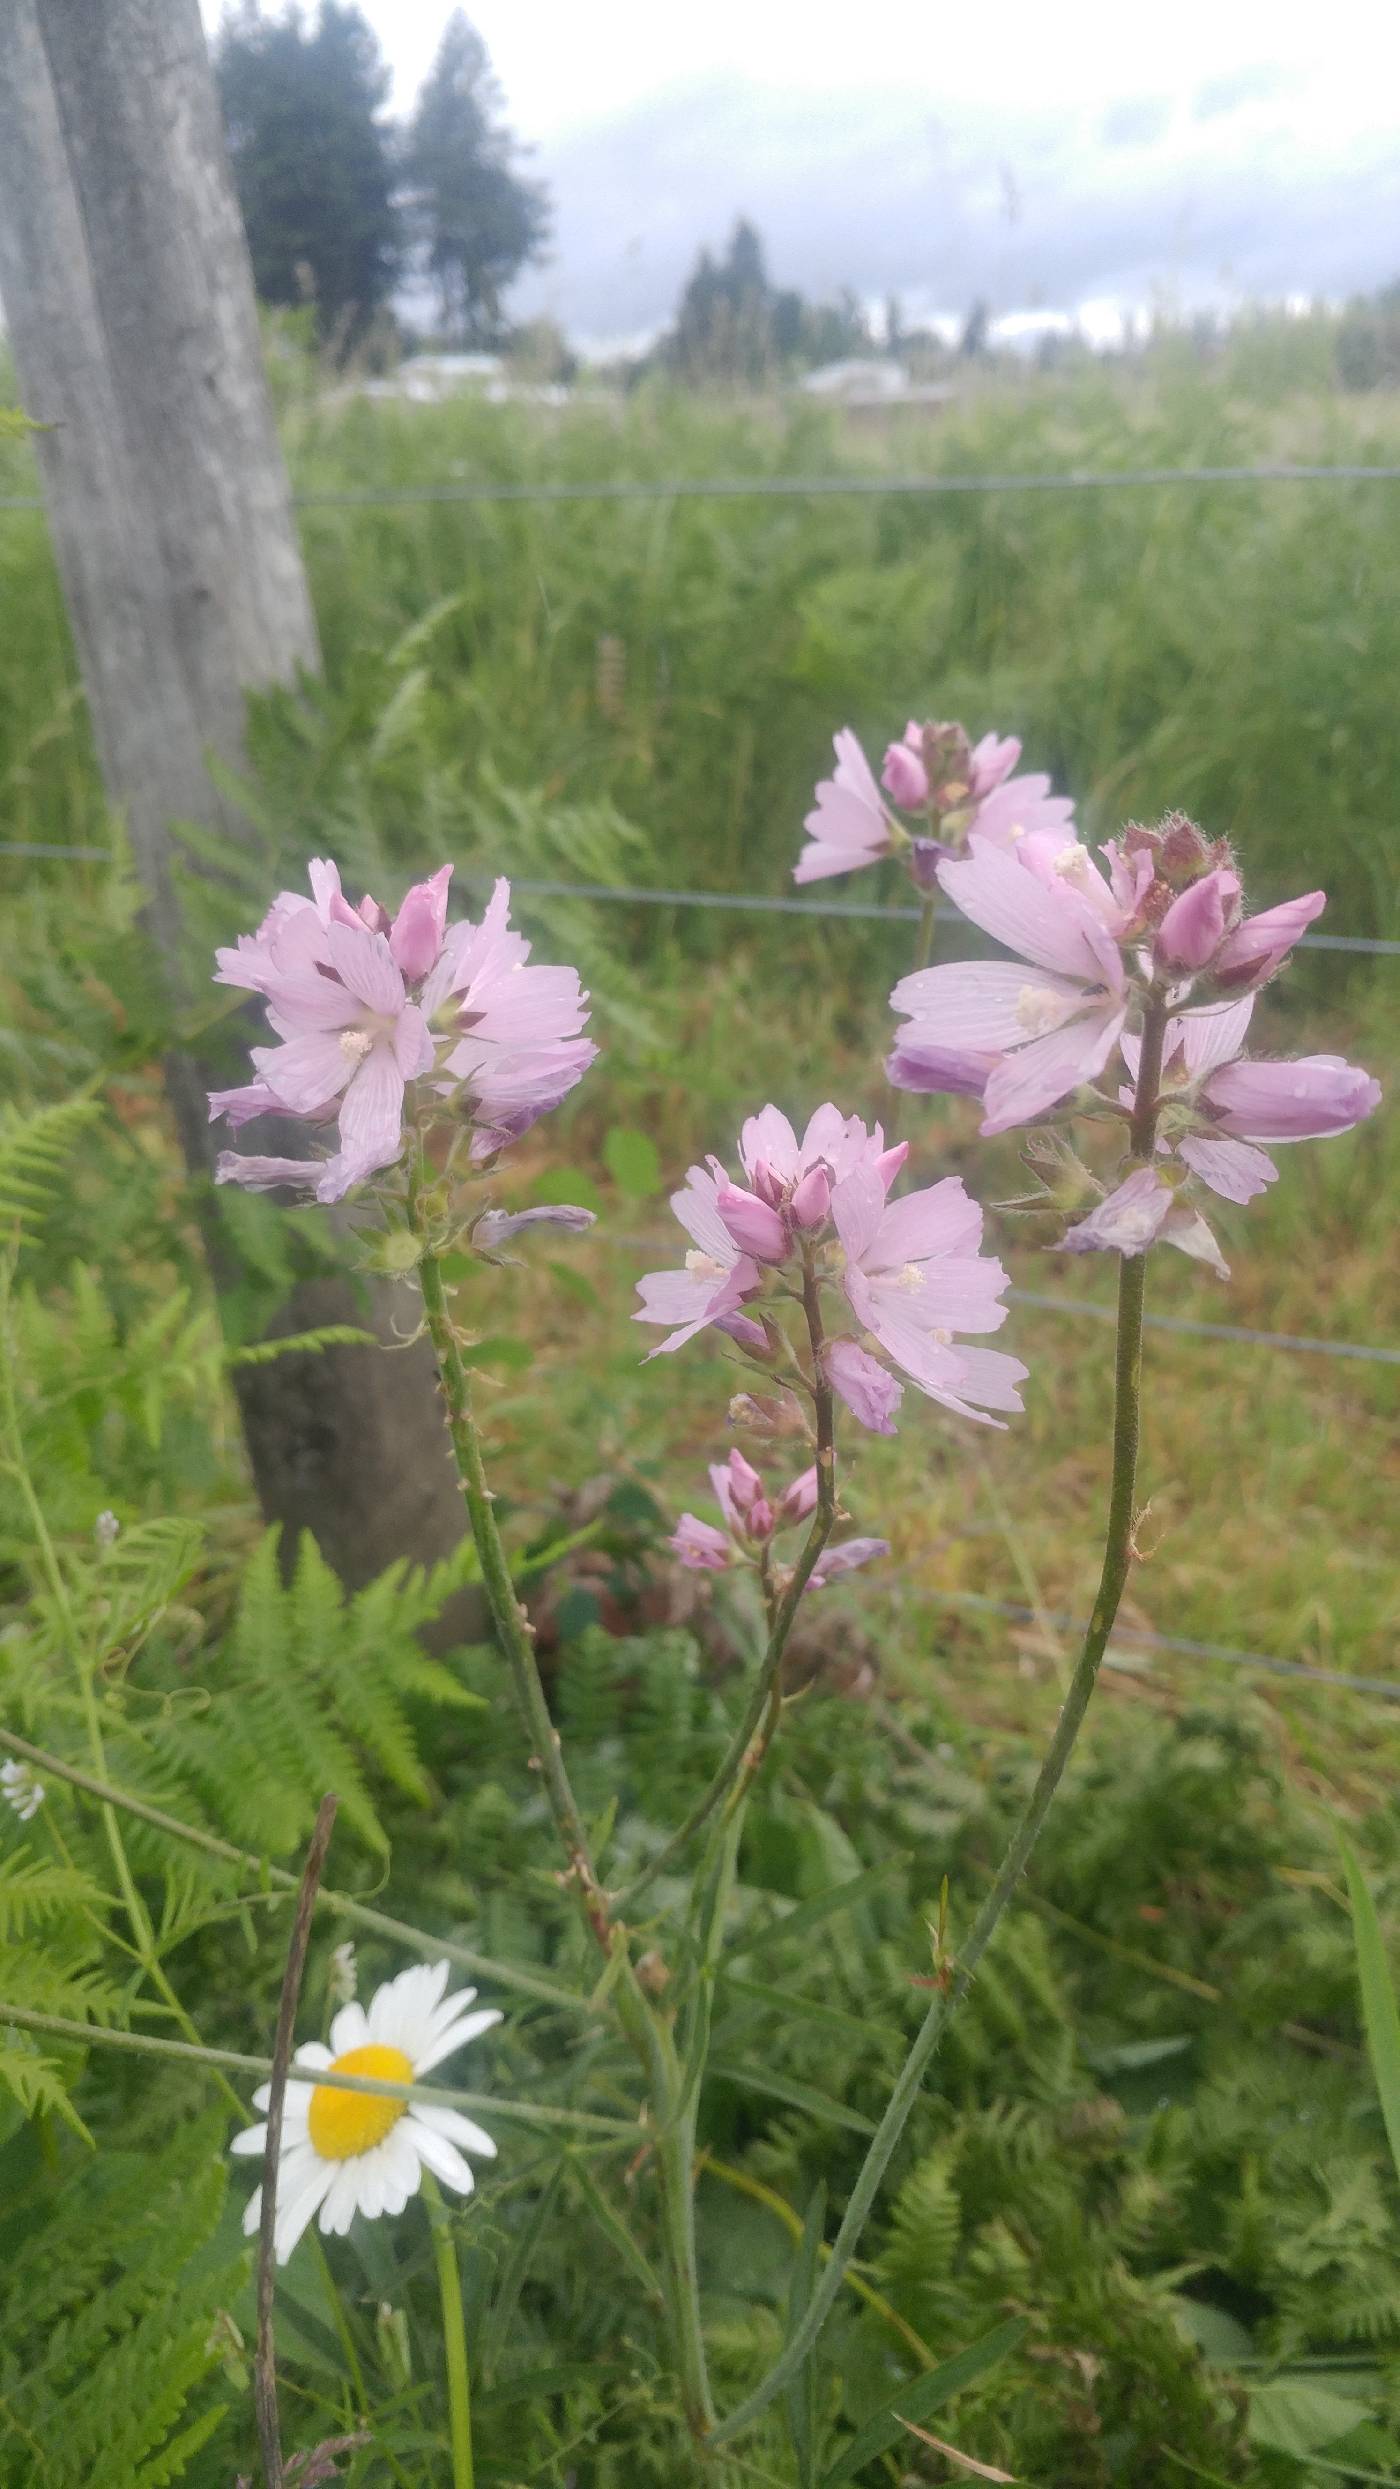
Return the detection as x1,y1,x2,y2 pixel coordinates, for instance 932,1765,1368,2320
230,1960,501,2263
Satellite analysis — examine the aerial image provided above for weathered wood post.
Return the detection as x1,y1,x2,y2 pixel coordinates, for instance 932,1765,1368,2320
0,0,465,1586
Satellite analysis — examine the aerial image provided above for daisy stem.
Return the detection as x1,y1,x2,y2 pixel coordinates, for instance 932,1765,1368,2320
707,994,1170,2451
424,2173,474,2489
409,1158,611,1947
614,1247,838,1912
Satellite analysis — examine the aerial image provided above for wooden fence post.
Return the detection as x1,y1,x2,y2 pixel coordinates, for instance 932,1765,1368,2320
0,0,466,1588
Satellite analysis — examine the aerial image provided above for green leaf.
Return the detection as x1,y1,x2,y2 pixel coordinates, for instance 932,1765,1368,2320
1247,2378,1372,2459
1340,1831,1400,2187
784,2183,826,2489
819,2318,1026,2487
603,1125,662,1198
707,2057,877,2136
729,1858,910,1963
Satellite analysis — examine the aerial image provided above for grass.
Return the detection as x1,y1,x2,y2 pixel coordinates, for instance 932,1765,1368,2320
2,327,1400,2483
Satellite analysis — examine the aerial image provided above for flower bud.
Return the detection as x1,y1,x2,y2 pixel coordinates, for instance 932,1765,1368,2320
389,864,453,980
906,836,944,891
1154,867,1241,974
671,1514,732,1572
790,1163,832,1229
1212,891,1326,991
727,1391,808,1439
777,1464,819,1523
715,1181,789,1263
882,738,930,809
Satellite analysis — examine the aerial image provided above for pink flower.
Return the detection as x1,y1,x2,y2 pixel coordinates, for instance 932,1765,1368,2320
1153,866,1242,975
423,879,597,1160
212,864,597,1196
831,1164,1027,1427
807,1537,889,1588
795,731,893,884
671,1515,732,1572
635,1161,764,1355
1122,994,1380,1206
890,837,1129,1135
1212,892,1326,992
966,774,1078,855
709,1449,768,1535
471,1204,597,1254
883,1040,997,1101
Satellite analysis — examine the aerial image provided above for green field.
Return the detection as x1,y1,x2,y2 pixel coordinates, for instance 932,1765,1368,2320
1,337,1399,2486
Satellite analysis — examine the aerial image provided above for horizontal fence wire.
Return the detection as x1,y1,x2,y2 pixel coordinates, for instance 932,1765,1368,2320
12,461,1400,517
4,853,1398,959
892,1583,1400,1703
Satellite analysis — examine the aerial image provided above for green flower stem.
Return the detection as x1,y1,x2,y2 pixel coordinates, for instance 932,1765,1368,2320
424,2172,475,2489
0,1727,591,2020
408,1162,610,1946
709,995,1170,2450
616,1246,838,1912
913,889,938,973
0,2002,636,2133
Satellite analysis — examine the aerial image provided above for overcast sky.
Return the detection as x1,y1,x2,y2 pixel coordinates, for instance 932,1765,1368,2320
218,1,1400,347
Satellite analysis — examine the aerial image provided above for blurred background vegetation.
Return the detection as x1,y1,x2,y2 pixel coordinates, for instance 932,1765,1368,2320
1,329,1399,2484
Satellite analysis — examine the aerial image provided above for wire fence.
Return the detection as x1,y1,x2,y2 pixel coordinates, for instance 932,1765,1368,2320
888,1583,1400,1705
11,459,1400,517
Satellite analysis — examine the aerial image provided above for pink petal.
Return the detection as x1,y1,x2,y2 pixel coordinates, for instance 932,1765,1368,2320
886,1041,997,1100
214,1152,320,1192
1176,1133,1277,1203
671,1514,732,1571
865,1176,985,1268
716,1181,790,1263
831,1165,887,1266
809,1536,889,1587
253,1030,355,1114
969,779,1076,852
326,920,406,1015
891,959,1087,1051
337,1045,406,1174
823,1338,903,1434
795,729,891,881
1060,1165,1176,1256
979,1005,1126,1135
937,837,1111,980
1154,868,1241,974
392,1002,435,1079
1176,995,1256,1078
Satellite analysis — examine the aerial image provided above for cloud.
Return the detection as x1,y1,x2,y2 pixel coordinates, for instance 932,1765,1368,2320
516,64,1400,348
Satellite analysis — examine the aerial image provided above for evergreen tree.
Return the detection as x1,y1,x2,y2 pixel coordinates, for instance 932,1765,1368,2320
406,12,550,345
217,2,399,353
666,220,870,384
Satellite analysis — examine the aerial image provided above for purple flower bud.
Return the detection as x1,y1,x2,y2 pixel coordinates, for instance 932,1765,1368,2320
390,865,454,980
882,739,930,809
777,1464,819,1522
722,1449,765,1514
1213,892,1326,991
874,1142,909,1191
1154,868,1241,974
749,1157,786,1209
1205,1054,1382,1140
746,1495,776,1540
790,1163,832,1229
715,1181,790,1263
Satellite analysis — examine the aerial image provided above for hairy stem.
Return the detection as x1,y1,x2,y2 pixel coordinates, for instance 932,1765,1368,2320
709,995,1170,2448
424,2173,475,2489
617,1248,837,1911
408,1159,609,1943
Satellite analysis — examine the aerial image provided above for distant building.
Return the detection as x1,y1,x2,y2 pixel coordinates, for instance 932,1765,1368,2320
797,359,956,408
395,352,505,401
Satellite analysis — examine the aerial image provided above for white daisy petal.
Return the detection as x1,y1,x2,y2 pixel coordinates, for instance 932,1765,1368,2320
293,2042,334,2072
242,2184,262,2236
275,2161,335,2264
229,2122,269,2157
319,2162,363,2237
409,2123,477,2195
412,2103,497,2160
328,2003,369,2056
252,2084,272,2113
415,2009,502,2075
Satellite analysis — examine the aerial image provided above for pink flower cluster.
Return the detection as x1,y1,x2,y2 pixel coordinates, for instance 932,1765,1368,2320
635,1104,1027,1431
671,1448,887,1587
210,863,596,1199
795,719,1074,890
883,808,1380,1267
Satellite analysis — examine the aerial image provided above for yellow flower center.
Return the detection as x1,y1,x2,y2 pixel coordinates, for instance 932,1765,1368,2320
308,2042,414,2160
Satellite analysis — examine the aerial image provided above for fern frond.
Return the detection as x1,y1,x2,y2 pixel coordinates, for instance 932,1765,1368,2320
0,1094,102,1242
